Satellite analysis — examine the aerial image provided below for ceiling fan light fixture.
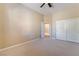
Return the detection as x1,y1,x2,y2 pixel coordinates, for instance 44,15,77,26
40,3,53,8
40,3,45,8
48,3,52,7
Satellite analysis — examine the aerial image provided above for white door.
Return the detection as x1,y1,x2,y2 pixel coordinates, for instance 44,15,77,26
73,18,79,42
56,18,79,43
56,20,67,40
66,19,77,42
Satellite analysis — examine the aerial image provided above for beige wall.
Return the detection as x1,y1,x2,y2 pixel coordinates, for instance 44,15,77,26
0,4,7,48
0,4,43,48
53,7,79,20
44,15,52,24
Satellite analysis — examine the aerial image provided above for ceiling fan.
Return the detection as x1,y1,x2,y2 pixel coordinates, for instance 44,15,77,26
40,3,53,8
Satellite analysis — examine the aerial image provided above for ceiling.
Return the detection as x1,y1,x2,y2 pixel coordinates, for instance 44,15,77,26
22,3,79,15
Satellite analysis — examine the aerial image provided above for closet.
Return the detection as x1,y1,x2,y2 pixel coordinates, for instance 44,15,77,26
56,18,79,43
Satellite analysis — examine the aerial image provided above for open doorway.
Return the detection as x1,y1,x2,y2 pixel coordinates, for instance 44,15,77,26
44,23,50,37
41,22,52,39
41,16,52,39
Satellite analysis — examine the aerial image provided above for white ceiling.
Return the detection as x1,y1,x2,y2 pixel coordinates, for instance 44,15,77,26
22,3,79,15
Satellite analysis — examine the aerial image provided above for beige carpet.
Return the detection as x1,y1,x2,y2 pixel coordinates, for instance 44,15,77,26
0,38,79,56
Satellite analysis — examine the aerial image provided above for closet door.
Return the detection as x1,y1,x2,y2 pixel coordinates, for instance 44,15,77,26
75,18,79,43
56,20,67,40
56,18,79,43
52,22,56,39
66,19,77,42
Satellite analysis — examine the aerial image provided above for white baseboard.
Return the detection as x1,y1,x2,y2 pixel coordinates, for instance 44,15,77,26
0,39,38,52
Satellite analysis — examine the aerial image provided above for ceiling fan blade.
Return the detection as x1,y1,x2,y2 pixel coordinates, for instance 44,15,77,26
40,3,45,8
48,3,52,7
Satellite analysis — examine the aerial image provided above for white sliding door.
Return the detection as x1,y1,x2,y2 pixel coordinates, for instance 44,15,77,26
74,18,79,43
56,20,67,40
56,18,79,43
66,19,77,42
